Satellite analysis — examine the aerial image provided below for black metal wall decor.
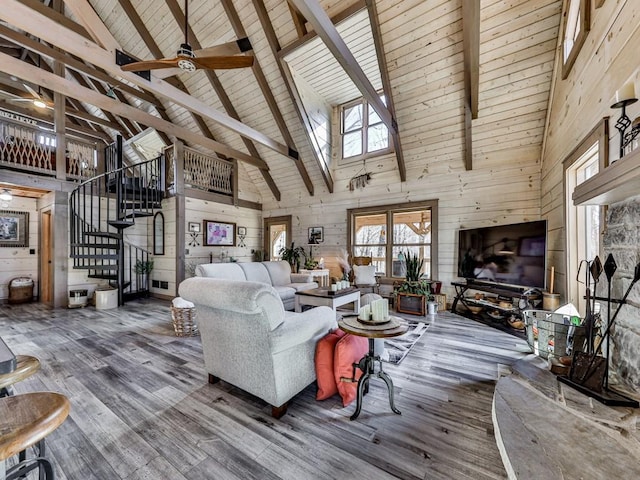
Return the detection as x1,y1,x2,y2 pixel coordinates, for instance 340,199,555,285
559,254,640,407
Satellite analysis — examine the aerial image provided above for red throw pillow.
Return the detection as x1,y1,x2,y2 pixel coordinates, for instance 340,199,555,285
334,334,369,407
315,329,346,400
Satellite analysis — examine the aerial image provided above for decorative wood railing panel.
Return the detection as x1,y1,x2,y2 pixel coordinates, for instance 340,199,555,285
183,146,233,195
0,117,97,181
0,119,54,173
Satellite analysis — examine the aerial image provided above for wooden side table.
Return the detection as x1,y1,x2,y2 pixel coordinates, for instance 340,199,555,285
299,268,330,287
338,316,408,420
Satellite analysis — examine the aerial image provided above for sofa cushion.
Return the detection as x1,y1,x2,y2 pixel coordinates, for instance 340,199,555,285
195,263,246,281
315,329,346,400
273,286,296,301
238,262,272,284
263,261,293,286
334,334,369,407
286,282,318,292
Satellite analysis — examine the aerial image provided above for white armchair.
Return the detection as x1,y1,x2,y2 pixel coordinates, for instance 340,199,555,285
179,277,337,418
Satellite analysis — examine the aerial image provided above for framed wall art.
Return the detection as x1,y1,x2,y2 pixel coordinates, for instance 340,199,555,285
188,222,201,233
203,220,235,246
0,210,29,247
308,226,323,244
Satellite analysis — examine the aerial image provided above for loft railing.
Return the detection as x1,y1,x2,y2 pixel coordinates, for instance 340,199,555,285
0,117,97,180
164,143,234,197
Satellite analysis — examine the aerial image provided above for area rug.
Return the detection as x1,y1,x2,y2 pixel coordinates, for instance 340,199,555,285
382,318,431,365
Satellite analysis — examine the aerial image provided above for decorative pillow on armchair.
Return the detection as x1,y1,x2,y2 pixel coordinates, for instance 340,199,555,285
334,334,369,407
353,264,377,285
315,329,346,400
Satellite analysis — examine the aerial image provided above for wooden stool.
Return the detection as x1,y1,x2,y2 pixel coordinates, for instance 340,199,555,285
0,355,40,397
0,392,70,480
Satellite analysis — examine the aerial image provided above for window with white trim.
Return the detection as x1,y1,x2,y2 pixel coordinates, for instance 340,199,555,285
562,0,590,79
341,95,390,160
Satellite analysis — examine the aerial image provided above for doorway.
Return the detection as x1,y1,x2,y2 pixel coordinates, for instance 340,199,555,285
40,209,53,303
263,216,291,261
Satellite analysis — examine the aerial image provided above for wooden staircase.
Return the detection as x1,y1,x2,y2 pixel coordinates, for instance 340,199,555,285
69,136,165,306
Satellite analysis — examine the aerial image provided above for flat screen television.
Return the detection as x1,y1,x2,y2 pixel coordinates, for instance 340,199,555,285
457,220,547,289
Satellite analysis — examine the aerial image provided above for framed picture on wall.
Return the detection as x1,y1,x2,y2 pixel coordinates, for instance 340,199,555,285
0,210,29,247
188,222,201,233
203,220,235,246
308,226,323,244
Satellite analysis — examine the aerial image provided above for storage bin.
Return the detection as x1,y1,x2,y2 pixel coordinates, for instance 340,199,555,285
8,277,34,304
171,306,198,337
523,310,586,359
95,288,118,310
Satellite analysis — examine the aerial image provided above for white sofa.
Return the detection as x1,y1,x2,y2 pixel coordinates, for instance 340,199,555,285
179,277,337,417
195,261,317,310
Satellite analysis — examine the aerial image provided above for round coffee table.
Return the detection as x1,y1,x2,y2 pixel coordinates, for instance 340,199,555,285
338,316,408,420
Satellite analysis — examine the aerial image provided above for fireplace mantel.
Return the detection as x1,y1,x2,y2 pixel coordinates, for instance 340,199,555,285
573,146,640,205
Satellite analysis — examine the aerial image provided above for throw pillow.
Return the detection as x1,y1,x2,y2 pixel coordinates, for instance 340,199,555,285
334,334,369,407
315,329,346,400
353,264,377,285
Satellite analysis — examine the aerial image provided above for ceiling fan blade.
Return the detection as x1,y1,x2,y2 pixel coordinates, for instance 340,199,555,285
8,98,33,102
192,55,254,70
121,58,180,72
23,84,40,99
192,39,251,58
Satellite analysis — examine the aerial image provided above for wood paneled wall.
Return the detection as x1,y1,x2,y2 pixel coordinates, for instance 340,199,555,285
540,0,640,299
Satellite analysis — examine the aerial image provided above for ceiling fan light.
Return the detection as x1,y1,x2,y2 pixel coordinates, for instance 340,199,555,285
177,58,196,72
0,189,12,201
33,99,47,109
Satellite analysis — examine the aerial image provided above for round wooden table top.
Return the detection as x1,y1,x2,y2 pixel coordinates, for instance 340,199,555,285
338,316,408,339
0,355,40,390
0,392,70,461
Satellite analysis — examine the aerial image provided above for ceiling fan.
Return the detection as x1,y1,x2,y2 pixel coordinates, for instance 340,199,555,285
7,83,52,109
120,0,254,74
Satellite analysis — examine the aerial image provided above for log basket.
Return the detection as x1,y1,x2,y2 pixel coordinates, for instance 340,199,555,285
170,306,199,337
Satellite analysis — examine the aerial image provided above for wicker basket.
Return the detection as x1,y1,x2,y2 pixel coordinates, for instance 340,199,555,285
170,306,198,337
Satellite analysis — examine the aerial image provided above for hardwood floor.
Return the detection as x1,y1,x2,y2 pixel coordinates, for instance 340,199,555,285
0,300,531,479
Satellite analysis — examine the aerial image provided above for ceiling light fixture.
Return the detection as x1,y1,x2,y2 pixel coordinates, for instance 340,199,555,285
33,98,47,109
0,188,12,202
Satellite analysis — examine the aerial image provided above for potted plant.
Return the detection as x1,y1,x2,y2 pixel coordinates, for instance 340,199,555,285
279,242,306,273
134,259,154,294
395,251,433,315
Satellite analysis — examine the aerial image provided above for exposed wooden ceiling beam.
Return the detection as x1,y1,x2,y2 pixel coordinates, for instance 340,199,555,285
164,0,284,201
365,0,405,182
13,0,297,162
0,100,111,142
0,52,269,169
222,0,317,198
0,23,157,105
288,0,396,135
288,3,308,38
279,1,365,59
462,0,480,119
462,0,480,171
117,0,280,201
252,0,334,194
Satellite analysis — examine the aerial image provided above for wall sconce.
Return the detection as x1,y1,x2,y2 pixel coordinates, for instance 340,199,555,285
611,82,638,160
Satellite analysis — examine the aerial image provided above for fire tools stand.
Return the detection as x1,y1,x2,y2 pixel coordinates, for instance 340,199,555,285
559,254,639,407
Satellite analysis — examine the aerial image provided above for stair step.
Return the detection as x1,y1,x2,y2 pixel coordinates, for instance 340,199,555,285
108,220,135,229
73,265,117,271
88,274,118,280
71,254,118,260
123,211,154,219
121,202,162,210
83,231,120,239
71,243,118,249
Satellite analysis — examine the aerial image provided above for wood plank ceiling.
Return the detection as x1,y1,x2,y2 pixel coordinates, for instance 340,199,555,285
0,0,562,203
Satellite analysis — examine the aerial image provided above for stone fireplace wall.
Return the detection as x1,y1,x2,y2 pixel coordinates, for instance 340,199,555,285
603,195,640,395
